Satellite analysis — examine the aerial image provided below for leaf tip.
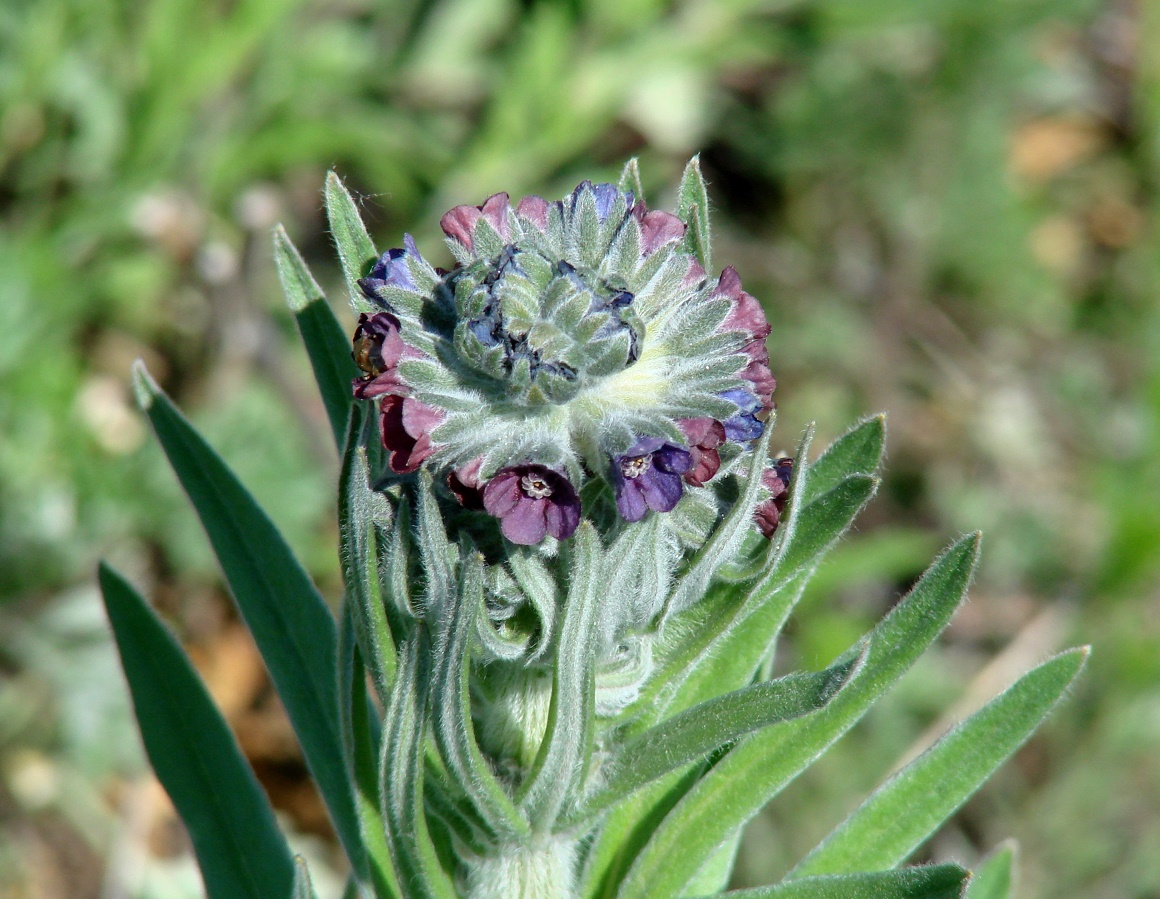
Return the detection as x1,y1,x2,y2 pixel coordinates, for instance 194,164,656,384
130,359,158,411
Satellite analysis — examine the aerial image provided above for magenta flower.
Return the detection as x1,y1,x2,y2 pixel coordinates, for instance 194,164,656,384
380,395,443,474
482,465,581,545
613,437,694,522
678,418,726,487
754,458,793,538
713,267,776,437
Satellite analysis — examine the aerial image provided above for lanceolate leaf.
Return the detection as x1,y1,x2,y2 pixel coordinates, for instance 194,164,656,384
130,364,362,871
338,603,400,899
326,171,379,305
429,548,530,842
274,224,358,451
99,564,294,899
619,158,645,206
570,651,863,826
788,648,1087,878
965,841,1017,899
675,156,712,273
800,415,886,505
615,535,981,899
519,522,601,832
382,632,456,899
339,408,398,701
694,865,971,899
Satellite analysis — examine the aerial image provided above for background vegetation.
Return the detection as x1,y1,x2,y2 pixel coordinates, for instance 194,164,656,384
1,0,1157,895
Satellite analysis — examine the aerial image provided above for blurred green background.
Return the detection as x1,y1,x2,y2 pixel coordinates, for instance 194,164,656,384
2,0,1158,895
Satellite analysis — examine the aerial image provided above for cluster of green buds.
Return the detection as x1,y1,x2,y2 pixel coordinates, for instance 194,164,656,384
348,167,785,548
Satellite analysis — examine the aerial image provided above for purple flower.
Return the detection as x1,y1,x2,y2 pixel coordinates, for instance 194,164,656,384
720,388,764,442
351,312,408,399
482,465,581,545
754,458,793,538
632,205,686,256
678,418,726,487
358,235,423,298
613,437,693,522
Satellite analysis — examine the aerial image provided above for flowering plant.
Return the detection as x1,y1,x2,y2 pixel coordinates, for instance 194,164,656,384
100,159,1086,899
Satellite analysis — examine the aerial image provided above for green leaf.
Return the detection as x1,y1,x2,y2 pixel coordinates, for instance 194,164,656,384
965,841,1017,899
615,535,981,899
788,648,1087,878
99,564,294,899
519,522,601,832
429,547,530,841
326,171,379,306
131,363,362,871
695,864,971,899
382,632,456,899
273,224,357,452
675,155,712,273
338,603,400,899
570,651,863,826
619,158,645,205
800,415,886,505
339,408,398,702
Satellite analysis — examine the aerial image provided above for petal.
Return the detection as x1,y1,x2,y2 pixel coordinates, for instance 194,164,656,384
545,496,581,540
516,194,551,231
685,447,720,488
401,397,445,440
640,469,684,513
653,445,693,476
479,192,512,240
440,205,482,251
500,498,548,545
616,480,650,523
638,210,686,255
380,396,420,473
482,471,523,517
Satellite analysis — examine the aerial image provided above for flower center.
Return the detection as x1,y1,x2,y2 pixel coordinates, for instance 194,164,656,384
520,473,554,499
620,455,652,479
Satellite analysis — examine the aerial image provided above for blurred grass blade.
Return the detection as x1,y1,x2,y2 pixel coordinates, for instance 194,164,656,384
571,651,862,826
615,535,981,899
788,648,1088,878
273,224,357,451
695,864,970,898
326,171,379,304
130,363,362,870
99,564,295,899
339,603,400,899
292,857,318,899
965,841,1017,899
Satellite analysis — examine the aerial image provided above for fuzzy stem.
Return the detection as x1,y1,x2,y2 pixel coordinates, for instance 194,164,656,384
468,665,579,896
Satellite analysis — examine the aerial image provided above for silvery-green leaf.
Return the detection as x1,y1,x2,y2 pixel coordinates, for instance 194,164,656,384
689,865,971,899
325,172,379,311
518,523,601,833
675,155,712,273
291,857,317,899
615,535,981,899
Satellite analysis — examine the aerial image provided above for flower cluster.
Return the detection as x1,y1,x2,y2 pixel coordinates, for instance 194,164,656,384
349,177,777,544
